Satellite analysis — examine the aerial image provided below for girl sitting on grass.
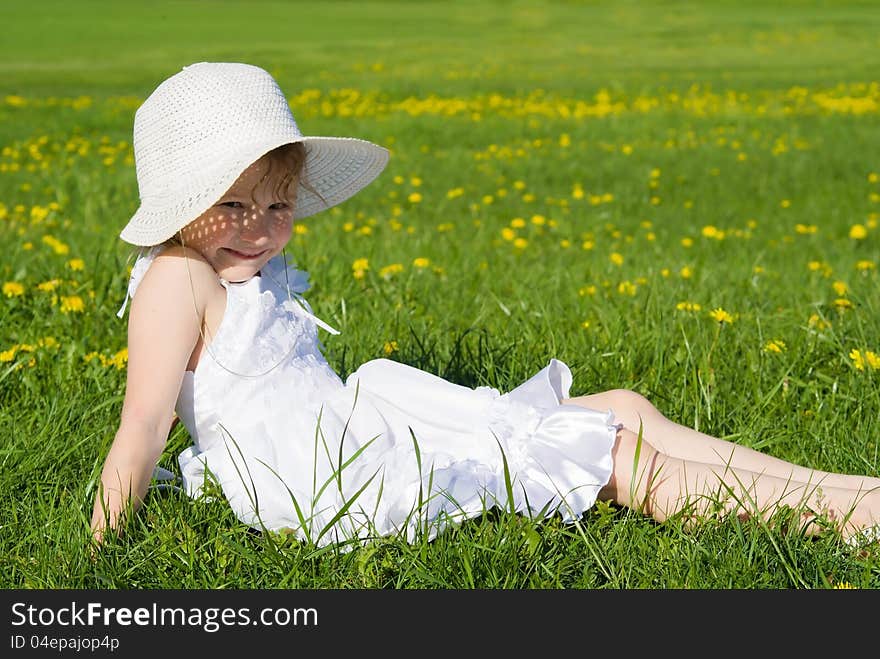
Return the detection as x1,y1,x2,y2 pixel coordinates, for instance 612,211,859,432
90,62,880,549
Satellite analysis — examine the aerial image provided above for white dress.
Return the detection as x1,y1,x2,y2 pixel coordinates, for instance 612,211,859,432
121,249,620,546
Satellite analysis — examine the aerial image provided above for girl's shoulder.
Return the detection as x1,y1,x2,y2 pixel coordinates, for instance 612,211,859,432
125,245,223,317
132,245,219,292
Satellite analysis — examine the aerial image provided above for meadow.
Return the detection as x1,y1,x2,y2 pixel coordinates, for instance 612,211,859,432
1,0,879,589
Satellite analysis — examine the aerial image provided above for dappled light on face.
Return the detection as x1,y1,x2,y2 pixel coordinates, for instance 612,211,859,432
181,210,239,248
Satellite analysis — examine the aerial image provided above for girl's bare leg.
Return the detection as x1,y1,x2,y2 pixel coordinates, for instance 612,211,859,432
599,427,880,539
568,390,880,492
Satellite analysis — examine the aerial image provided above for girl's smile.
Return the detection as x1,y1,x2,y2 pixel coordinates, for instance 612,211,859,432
222,248,270,260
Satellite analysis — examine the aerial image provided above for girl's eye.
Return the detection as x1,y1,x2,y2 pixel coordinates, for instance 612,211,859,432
220,201,243,208
269,202,289,210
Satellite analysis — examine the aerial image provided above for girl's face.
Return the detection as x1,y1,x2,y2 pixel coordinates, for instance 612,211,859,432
180,154,296,283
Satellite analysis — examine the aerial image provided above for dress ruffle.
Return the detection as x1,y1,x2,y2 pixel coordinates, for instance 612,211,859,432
342,358,618,541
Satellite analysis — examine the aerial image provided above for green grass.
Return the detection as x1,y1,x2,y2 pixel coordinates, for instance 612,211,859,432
1,0,879,589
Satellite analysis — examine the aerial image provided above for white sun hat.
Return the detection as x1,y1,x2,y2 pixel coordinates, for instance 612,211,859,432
120,62,390,246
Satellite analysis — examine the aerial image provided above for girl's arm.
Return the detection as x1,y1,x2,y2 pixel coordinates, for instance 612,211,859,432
90,247,215,545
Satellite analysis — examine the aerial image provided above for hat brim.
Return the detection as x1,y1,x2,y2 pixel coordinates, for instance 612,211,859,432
120,136,389,247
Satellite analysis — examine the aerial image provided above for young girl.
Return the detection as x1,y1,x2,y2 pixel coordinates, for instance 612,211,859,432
90,62,880,549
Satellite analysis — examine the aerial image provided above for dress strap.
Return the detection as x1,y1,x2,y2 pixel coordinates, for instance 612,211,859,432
289,293,340,335
262,254,341,335
116,246,163,319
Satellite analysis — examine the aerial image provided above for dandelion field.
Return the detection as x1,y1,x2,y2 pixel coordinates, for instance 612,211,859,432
1,0,879,589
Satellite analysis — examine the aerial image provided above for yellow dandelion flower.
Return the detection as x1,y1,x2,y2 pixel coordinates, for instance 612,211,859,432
294,224,308,235
660,268,670,277
581,320,591,329
510,217,526,228
701,225,720,238
832,281,848,296
578,285,597,297
412,257,430,269
676,301,701,312
513,237,528,249
59,295,84,313
67,258,85,271
351,258,369,272
343,222,355,232
869,173,879,184
849,224,868,239
501,227,516,241
41,235,69,255
709,308,734,324
681,237,694,248
834,298,853,309
856,260,875,271
850,349,865,371
383,341,398,356
780,199,791,208
379,263,404,279
0,347,17,362
833,582,857,589
808,314,831,331
581,240,594,250
617,281,637,296
407,192,422,204
763,339,786,354
680,266,693,279
610,252,624,266
530,214,546,226
37,279,61,292
110,348,128,370
559,239,571,249
866,351,880,370
3,282,24,297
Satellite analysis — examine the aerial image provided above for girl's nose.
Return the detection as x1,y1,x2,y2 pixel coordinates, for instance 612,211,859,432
239,209,270,242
